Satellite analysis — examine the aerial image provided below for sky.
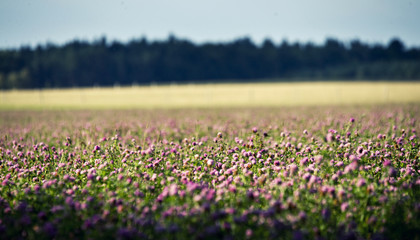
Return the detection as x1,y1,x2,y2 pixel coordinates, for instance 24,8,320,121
1,0,420,49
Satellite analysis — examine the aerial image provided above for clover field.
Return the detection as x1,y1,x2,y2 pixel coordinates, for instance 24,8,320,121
0,105,419,239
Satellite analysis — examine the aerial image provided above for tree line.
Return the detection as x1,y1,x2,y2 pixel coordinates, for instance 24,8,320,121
1,35,419,89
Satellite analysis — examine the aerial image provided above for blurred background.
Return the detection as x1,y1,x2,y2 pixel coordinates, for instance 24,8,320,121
0,0,419,108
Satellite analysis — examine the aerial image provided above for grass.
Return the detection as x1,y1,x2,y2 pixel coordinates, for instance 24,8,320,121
0,106,419,239
1,81,420,110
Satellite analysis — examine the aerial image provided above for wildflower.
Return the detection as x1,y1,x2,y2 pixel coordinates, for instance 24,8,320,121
356,178,366,187
65,196,74,207
1,179,9,186
378,195,388,204
38,211,47,220
321,208,331,221
341,202,349,212
326,133,335,142
50,205,64,213
63,174,70,181
348,154,359,162
336,161,344,167
344,160,358,173
246,229,253,238
314,155,323,164
134,189,144,197
368,215,377,225
383,159,392,167
388,167,397,177
300,157,309,166
302,173,311,181
298,211,307,221
289,163,298,175
82,219,93,230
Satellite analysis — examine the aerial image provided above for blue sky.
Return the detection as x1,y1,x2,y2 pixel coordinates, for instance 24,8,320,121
1,0,419,49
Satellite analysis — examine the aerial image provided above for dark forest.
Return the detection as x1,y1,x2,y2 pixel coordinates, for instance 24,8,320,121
1,36,419,89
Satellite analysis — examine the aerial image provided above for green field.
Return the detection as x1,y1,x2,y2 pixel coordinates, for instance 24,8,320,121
1,105,419,239
1,81,420,109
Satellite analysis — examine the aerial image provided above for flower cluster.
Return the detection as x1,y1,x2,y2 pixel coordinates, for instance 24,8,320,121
0,106,419,239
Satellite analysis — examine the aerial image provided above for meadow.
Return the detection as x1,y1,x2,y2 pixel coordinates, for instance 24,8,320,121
1,81,420,109
0,104,419,239
1,81,420,239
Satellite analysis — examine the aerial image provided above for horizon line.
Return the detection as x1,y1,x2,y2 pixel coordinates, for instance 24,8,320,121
1,34,419,51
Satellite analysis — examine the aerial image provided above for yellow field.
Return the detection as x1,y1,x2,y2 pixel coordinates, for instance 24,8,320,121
0,81,420,110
